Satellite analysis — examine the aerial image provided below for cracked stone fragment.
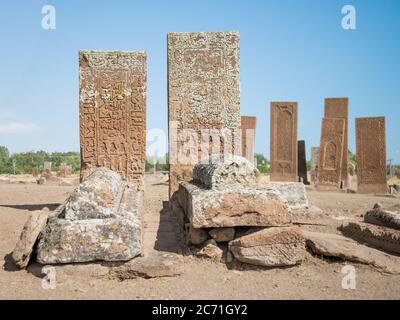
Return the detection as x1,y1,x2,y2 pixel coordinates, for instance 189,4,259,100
178,182,295,228
37,218,142,264
193,156,259,190
64,167,124,220
12,209,49,269
341,221,400,255
229,226,305,267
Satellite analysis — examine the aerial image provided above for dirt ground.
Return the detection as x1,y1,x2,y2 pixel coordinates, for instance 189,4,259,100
0,174,399,300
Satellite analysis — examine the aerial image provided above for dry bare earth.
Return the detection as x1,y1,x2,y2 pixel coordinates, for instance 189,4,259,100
0,174,399,300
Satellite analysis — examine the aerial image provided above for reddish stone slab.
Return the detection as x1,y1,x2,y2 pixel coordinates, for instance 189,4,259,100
356,117,387,194
297,140,309,184
241,116,256,164
270,102,298,182
317,118,345,189
79,51,146,184
168,32,241,197
324,98,349,186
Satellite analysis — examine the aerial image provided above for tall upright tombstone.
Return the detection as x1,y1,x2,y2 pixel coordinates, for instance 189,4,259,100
324,98,349,186
241,116,256,164
356,117,387,194
168,32,241,197
297,140,309,184
79,50,146,185
317,118,345,189
270,102,298,182
310,147,319,183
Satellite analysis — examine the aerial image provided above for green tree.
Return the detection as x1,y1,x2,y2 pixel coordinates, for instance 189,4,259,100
254,153,270,174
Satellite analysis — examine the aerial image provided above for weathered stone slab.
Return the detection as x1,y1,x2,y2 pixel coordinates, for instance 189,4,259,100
168,32,241,197
270,102,298,182
229,226,305,267
179,182,291,228
179,181,308,228
341,221,400,255
241,116,256,164
356,117,387,194
37,218,142,264
79,50,146,184
109,253,183,280
304,230,400,274
192,155,258,190
365,208,400,230
297,140,309,184
310,147,319,171
310,147,319,183
317,118,345,189
12,209,49,269
325,98,349,186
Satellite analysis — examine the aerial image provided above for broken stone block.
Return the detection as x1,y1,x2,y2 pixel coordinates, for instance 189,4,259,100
196,239,223,262
364,207,400,230
64,167,124,220
185,224,209,245
178,182,297,228
304,230,400,274
36,167,143,264
209,228,235,242
12,209,49,269
341,222,400,255
193,156,259,190
229,226,305,267
37,218,142,264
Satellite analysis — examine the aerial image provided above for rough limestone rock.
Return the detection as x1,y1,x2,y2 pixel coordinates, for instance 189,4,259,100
178,182,295,228
196,239,223,261
185,224,209,245
209,228,235,242
12,209,49,269
193,155,259,190
65,168,124,220
364,207,400,230
229,226,305,267
304,230,400,274
341,221,400,255
37,167,143,264
37,218,141,264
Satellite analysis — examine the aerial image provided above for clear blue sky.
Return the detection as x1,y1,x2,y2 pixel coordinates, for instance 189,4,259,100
0,0,399,162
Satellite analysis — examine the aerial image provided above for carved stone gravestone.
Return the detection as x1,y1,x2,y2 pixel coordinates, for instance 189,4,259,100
297,140,309,184
325,98,349,186
270,102,298,182
310,147,319,183
241,116,256,164
79,50,146,185
317,118,345,189
356,117,387,194
168,32,241,197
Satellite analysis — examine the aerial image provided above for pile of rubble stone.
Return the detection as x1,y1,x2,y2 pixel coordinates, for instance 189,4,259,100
12,167,143,268
171,156,309,267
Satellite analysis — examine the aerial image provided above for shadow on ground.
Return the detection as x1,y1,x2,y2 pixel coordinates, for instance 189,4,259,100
154,201,181,253
0,203,60,212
